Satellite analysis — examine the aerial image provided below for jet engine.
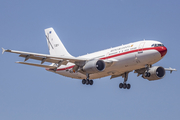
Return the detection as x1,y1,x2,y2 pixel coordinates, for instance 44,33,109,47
143,66,165,81
82,59,105,74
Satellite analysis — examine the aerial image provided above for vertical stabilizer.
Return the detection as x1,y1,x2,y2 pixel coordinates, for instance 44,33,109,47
45,28,73,57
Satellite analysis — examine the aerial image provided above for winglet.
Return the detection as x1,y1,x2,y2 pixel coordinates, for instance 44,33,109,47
2,48,5,54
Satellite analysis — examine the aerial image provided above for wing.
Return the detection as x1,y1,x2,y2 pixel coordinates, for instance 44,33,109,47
2,48,115,70
2,48,88,66
134,67,177,76
165,67,177,73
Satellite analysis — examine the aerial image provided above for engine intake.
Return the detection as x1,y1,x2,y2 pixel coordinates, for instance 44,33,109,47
143,66,165,81
83,59,105,74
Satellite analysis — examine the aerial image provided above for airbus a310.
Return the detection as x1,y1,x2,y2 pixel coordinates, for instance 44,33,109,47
2,28,176,89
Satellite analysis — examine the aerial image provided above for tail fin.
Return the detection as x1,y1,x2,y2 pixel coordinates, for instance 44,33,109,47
45,27,73,57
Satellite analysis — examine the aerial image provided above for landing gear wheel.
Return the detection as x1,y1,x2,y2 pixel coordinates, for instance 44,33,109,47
119,83,123,88
145,72,151,77
86,79,89,85
119,72,131,90
89,80,93,85
82,79,86,84
145,72,148,77
123,83,127,89
127,84,131,89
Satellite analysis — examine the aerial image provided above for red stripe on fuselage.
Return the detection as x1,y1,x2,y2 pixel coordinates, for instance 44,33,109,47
101,46,167,59
54,46,167,71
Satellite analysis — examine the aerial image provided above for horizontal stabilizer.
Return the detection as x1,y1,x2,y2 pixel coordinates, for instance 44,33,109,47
16,61,56,69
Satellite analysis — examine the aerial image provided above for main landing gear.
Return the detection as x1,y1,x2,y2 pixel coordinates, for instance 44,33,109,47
144,72,151,77
82,79,93,85
144,64,151,77
82,74,94,85
119,83,131,89
119,72,131,89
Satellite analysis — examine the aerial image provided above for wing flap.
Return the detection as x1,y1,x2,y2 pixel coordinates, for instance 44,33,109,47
19,54,62,63
16,61,57,69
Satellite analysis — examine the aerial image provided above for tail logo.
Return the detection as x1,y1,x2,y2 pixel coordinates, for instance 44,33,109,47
46,31,54,49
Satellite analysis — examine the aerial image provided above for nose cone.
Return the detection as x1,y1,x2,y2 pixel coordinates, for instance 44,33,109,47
157,46,167,57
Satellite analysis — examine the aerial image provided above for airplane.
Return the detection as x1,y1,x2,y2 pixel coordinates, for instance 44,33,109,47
2,27,176,89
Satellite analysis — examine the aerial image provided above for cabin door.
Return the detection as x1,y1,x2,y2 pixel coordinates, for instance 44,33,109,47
138,42,145,53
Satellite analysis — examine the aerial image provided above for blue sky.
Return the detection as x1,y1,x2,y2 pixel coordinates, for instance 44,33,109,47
0,0,180,120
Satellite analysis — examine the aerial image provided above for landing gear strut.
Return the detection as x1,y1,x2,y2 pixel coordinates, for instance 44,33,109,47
82,74,94,85
119,72,131,89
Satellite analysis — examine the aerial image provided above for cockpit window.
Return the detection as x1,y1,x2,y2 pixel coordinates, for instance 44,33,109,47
152,44,164,47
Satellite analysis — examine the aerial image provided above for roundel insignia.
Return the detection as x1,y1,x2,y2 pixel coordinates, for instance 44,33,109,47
131,45,133,47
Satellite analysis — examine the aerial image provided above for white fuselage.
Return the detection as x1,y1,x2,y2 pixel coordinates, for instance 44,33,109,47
47,40,167,80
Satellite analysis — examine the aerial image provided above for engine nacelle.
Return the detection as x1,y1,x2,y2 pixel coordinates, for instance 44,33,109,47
143,66,165,81
83,59,105,74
